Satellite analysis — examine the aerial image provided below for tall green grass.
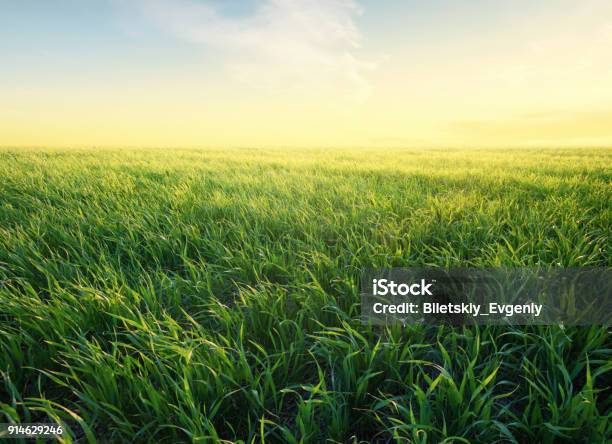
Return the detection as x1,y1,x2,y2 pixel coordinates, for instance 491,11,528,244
0,148,610,443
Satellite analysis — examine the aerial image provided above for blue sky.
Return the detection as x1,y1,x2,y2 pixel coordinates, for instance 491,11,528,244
1,0,611,147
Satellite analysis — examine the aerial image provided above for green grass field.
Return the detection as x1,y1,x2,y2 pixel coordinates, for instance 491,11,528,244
1,148,610,443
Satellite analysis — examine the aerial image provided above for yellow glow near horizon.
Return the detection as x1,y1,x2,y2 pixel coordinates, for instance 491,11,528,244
1,0,611,148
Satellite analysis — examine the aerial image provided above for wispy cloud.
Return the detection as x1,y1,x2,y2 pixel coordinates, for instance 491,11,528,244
123,0,374,102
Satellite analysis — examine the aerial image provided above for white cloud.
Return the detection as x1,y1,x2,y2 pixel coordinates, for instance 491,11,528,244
124,0,375,102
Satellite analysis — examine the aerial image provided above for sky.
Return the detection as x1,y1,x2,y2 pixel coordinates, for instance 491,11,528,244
1,0,612,148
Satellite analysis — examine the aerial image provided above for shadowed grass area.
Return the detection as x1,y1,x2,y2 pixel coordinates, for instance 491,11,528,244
0,147,610,443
